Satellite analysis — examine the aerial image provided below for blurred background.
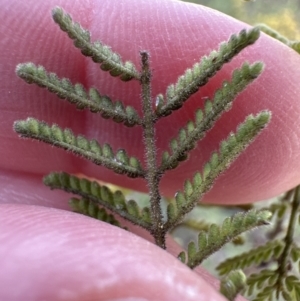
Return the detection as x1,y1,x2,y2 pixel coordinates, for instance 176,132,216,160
183,0,300,40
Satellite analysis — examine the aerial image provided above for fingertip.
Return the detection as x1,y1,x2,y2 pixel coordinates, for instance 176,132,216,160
0,204,228,301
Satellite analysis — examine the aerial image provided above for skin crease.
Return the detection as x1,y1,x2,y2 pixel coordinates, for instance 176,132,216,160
0,0,300,300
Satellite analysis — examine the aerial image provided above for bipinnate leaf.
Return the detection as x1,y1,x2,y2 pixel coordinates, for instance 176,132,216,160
217,240,284,276
16,63,141,127
44,172,152,229
155,27,260,117
219,270,247,301
245,269,293,301
69,197,123,228
160,62,264,172
14,118,144,178
165,111,271,229
178,209,271,269
52,7,139,81
13,6,274,284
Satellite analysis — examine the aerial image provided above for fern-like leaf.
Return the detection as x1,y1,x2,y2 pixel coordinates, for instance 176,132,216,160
217,240,284,276
44,172,152,229
178,209,271,269
160,61,263,172
16,63,141,127
247,273,300,301
14,118,144,178
155,27,260,117
52,7,140,81
246,269,278,298
165,111,271,229
245,268,293,301
69,197,123,228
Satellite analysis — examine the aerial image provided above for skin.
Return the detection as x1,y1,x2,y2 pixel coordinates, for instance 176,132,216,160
1,0,300,300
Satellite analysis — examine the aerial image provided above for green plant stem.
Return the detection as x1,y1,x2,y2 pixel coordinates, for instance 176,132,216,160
275,186,300,297
140,51,165,249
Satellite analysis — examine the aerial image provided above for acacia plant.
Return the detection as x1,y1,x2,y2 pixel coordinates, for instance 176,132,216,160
14,7,272,300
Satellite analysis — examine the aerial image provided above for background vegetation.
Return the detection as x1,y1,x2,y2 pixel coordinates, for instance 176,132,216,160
183,0,300,40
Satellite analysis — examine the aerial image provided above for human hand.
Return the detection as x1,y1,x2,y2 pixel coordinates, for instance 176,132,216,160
1,0,300,300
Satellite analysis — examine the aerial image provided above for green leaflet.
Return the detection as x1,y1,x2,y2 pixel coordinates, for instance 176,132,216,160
246,270,279,300
155,27,260,117
14,118,144,178
285,275,300,293
69,197,123,228
44,172,152,230
216,240,284,275
159,62,264,172
290,246,300,263
177,252,186,263
52,7,140,81
164,112,270,231
16,63,141,127
164,189,198,228
179,209,271,269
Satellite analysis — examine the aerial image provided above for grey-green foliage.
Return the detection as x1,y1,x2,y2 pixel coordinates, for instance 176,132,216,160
52,7,139,81
246,272,300,301
178,209,271,268
14,118,144,178
44,172,151,229
217,240,285,275
16,63,141,127
165,112,270,231
14,6,271,280
159,62,264,172
216,185,300,301
246,270,279,300
155,27,260,117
